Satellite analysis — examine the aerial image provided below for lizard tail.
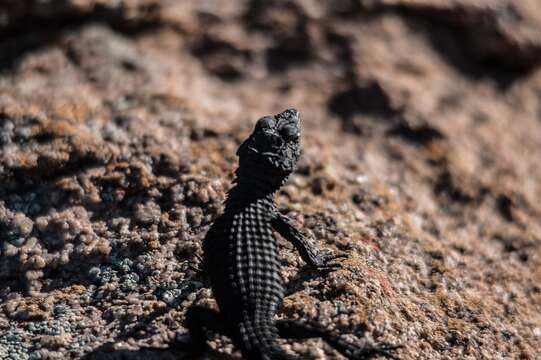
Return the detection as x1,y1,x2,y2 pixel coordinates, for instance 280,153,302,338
237,321,300,360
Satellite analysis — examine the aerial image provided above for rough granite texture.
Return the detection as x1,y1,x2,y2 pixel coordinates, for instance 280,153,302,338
0,1,540,359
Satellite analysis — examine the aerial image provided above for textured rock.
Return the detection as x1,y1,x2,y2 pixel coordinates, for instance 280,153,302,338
0,1,540,359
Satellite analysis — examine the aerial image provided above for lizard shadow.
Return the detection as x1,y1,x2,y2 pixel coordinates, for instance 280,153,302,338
81,342,239,360
283,265,331,296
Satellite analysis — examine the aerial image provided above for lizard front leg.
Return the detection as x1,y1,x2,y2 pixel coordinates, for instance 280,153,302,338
271,211,345,270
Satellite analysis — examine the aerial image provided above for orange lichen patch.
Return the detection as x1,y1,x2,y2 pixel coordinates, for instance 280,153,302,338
150,93,191,110
281,293,318,318
424,140,449,161
68,285,89,296
142,300,167,313
363,266,396,297
357,263,396,296
43,119,78,137
49,101,93,123
18,104,47,121
145,237,161,250
370,182,395,207
6,151,39,169
105,161,157,190
4,296,54,321
38,333,73,349
349,232,381,250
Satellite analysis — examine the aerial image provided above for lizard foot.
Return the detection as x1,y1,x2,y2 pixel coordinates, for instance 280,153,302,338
313,251,348,271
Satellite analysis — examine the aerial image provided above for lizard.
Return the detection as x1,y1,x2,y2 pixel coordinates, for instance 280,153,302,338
179,109,400,359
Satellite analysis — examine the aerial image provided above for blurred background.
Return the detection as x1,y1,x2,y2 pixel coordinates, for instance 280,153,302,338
0,1,540,359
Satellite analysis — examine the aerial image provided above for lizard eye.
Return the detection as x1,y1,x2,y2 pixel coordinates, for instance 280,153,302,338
255,116,275,131
279,125,299,141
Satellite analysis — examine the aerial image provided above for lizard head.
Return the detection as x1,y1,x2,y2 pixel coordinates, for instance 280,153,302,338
237,108,301,175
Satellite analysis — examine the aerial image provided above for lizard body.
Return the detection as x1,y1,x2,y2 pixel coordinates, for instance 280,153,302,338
181,109,399,360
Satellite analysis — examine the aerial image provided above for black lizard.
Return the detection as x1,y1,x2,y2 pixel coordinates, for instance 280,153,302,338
180,109,399,359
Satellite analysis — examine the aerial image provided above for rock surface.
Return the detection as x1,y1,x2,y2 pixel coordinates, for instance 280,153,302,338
1,1,540,359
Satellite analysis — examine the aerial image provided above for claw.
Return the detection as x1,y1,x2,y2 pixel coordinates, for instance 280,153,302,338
326,253,348,261
314,252,348,271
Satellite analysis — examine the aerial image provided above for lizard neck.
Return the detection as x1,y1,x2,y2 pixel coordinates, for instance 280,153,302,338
224,158,289,211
